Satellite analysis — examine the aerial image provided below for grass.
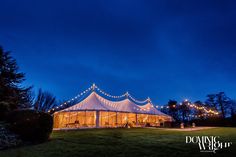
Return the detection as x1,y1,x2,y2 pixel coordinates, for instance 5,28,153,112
0,127,235,157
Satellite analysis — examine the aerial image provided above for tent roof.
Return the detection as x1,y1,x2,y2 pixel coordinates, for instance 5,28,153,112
62,92,108,111
58,91,170,117
139,103,169,116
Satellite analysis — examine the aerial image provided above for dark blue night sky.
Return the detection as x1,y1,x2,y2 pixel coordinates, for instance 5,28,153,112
0,0,236,105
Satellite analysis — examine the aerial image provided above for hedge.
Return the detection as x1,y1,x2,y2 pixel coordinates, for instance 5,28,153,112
6,110,53,143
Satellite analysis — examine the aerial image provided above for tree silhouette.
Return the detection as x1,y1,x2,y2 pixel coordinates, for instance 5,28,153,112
205,92,232,119
205,94,217,111
194,101,205,119
215,92,231,119
166,100,179,122
230,100,236,118
179,100,191,122
0,46,32,120
33,88,57,112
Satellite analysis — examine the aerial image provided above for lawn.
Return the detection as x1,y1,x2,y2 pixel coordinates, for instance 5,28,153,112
0,127,235,157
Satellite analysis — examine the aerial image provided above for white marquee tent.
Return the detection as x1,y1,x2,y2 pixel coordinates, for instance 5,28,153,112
53,84,172,129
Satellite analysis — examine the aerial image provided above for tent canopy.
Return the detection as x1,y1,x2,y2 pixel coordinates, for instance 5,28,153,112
56,91,170,117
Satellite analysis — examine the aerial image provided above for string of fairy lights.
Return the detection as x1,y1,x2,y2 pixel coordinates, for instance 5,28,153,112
48,83,149,113
95,85,126,99
48,84,219,117
95,85,149,104
128,93,149,104
48,85,93,112
155,99,219,117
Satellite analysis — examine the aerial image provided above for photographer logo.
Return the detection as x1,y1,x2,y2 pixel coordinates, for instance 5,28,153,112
186,136,232,153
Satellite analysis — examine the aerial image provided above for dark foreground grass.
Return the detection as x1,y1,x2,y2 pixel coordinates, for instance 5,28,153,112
0,127,235,157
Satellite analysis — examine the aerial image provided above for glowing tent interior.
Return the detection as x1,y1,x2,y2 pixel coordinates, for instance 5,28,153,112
52,84,173,129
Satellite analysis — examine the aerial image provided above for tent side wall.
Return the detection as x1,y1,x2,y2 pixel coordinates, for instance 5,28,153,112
53,111,96,128
53,111,172,129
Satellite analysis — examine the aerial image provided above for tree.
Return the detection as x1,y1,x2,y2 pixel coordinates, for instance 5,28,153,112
179,100,191,122
194,101,205,119
230,100,236,118
205,94,217,111
215,92,231,119
33,89,57,112
166,100,179,121
205,92,232,119
0,46,32,120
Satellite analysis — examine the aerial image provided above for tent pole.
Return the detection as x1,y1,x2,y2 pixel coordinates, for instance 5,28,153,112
136,113,138,127
116,112,118,128
76,112,79,128
63,113,65,128
108,111,109,127
68,112,71,128
96,111,100,128
85,111,87,126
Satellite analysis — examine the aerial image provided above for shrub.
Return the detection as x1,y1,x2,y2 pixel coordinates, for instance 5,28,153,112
6,110,53,143
0,102,9,121
0,122,22,150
